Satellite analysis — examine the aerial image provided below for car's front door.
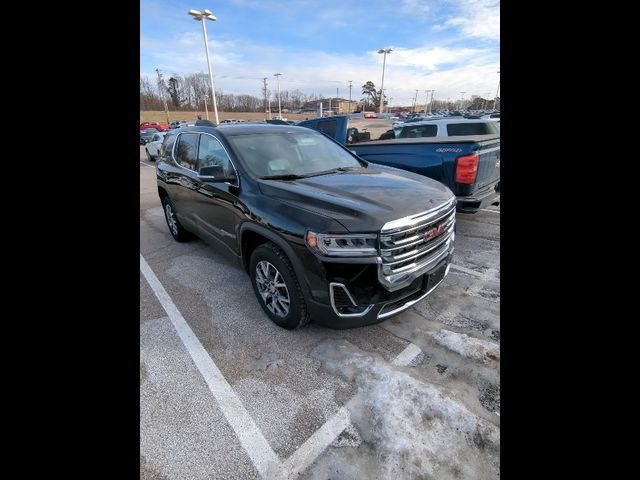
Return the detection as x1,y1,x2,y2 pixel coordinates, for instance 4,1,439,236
192,133,244,256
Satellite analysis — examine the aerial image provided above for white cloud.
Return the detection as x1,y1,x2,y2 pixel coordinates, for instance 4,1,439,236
400,0,431,19
446,0,500,41
368,46,486,71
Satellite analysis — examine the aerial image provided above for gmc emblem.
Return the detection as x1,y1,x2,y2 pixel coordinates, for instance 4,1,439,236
424,224,447,242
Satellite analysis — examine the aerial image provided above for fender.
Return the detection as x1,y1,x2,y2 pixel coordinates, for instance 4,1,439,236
239,222,312,298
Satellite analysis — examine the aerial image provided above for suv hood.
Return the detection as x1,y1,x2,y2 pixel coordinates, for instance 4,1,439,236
258,164,454,232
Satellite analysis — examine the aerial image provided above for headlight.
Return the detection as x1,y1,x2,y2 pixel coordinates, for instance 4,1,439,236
306,231,378,257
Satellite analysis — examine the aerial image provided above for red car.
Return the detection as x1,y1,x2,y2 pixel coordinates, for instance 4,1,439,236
363,112,378,119
140,121,169,132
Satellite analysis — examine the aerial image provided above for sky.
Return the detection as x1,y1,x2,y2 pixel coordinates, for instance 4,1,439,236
140,0,499,107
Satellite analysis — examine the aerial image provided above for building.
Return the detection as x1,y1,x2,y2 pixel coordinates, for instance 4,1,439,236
301,98,359,115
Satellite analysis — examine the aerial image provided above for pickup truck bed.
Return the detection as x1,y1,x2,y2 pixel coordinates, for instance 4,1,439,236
350,135,500,213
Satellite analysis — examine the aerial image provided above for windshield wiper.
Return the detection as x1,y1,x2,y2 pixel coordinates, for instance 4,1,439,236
260,173,308,180
305,166,360,177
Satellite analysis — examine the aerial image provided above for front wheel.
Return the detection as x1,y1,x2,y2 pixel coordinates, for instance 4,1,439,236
146,148,155,162
250,243,310,329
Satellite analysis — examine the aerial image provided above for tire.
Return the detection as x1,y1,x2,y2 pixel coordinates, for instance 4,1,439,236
161,195,192,242
250,242,310,329
145,148,155,162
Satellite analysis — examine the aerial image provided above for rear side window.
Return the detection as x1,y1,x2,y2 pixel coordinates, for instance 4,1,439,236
160,133,177,157
174,133,199,170
447,122,499,136
316,120,337,138
399,124,437,138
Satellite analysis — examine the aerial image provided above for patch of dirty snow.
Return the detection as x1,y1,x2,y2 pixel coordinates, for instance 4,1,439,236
432,329,500,364
308,339,500,480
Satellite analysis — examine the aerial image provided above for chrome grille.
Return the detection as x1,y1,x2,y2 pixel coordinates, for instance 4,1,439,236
378,198,456,287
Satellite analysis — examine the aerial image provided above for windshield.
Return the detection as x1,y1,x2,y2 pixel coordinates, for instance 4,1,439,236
227,130,362,178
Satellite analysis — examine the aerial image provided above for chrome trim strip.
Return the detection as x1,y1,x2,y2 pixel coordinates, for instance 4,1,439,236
329,282,374,318
381,225,454,266
378,263,450,319
381,217,455,253
380,197,456,233
377,237,452,291
381,210,456,243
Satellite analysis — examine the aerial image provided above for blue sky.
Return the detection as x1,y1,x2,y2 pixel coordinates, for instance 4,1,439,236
140,0,499,106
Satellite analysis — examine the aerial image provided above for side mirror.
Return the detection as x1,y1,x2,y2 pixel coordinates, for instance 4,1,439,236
198,165,238,185
199,165,224,178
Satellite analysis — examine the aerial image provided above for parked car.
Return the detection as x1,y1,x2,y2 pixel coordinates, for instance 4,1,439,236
363,111,378,119
297,115,500,213
144,132,167,161
156,124,456,329
170,120,189,129
140,122,169,132
140,128,159,145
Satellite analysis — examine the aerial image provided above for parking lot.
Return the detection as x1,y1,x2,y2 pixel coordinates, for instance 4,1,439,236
140,146,500,479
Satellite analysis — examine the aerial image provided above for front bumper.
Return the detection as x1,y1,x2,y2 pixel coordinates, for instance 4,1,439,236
307,254,453,329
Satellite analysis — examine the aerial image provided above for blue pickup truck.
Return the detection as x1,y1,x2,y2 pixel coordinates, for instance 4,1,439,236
297,115,500,213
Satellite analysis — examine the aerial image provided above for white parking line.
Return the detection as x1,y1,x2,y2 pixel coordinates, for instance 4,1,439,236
283,405,351,478
281,341,423,477
140,161,154,168
480,208,500,214
140,254,286,479
391,342,423,366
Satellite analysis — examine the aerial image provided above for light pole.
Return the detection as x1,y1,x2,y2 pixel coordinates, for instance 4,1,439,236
188,9,219,124
429,90,435,113
493,70,500,110
348,80,353,112
377,47,392,114
413,89,419,113
424,90,431,114
203,94,209,119
460,92,466,111
274,72,282,119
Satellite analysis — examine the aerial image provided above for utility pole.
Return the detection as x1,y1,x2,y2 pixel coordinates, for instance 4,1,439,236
460,92,466,110
413,89,419,113
262,77,269,119
204,94,209,119
348,80,353,112
424,90,431,114
336,87,339,113
274,72,282,119
155,68,170,124
429,90,435,113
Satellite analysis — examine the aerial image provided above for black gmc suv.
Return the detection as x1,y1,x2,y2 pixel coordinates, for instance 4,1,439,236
156,124,456,329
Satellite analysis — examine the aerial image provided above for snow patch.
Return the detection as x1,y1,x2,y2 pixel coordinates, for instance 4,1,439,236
432,329,500,364
310,339,500,479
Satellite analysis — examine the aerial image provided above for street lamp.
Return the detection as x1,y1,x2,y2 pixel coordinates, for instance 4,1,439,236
377,47,392,114
188,8,219,124
493,70,500,110
274,73,282,119
424,90,432,114
429,90,435,114
203,94,209,119
460,91,466,111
